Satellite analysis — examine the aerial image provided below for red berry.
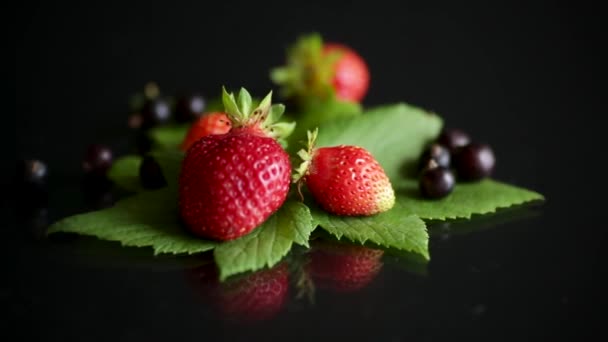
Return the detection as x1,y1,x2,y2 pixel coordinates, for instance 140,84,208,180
323,43,370,102
180,112,232,151
186,262,289,321
271,34,370,103
308,241,383,292
179,88,294,241
297,136,395,216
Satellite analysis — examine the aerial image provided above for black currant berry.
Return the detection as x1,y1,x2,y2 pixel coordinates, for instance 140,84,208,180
419,161,455,199
139,156,167,189
83,144,113,176
437,128,471,152
17,159,48,185
418,143,450,171
175,94,206,122
141,98,172,128
454,143,495,181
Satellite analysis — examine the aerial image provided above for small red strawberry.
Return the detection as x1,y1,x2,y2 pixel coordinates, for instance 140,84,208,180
180,112,232,151
271,33,370,103
186,262,289,321
179,87,295,241
307,241,384,292
293,129,395,216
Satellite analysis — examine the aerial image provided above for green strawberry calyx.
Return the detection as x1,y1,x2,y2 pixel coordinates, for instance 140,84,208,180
292,128,319,185
270,33,343,102
222,87,295,146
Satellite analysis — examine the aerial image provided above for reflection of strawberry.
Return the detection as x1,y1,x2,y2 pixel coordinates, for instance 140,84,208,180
308,241,384,292
271,33,370,103
180,112,232,151
186,263,289,321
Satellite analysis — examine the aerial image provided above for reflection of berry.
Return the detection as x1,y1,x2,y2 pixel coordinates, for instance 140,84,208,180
308,242,384,292
180,112,232,151
186,263,289,321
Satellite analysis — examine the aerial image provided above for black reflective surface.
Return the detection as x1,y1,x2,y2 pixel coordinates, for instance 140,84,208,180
13,1,604,341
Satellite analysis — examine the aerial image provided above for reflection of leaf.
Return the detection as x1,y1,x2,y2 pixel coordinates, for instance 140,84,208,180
310,202,429,260
315,103,443,180
426,204,542,238
393,179,544,220
107,155,144,193
382,248,430,276
47,189,218,255
214,201,314,280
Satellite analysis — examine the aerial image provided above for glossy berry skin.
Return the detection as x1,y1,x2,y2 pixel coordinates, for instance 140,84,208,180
141,98,171,128
308,242,383,292
419,165,455,199
323,43,370,102
305,145,394,216
176,94,206,122
17,159,48,185
454,143,495,181
437,128,471,152
186,262,289,321
82,144,113,176
418,143,450,171
139,156,167,189
180,112,232,151
179,128,291,241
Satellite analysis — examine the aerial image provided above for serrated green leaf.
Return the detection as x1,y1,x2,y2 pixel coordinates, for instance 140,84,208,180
310,203,429,260
149,150,184,189
394,178,544,220
148,124,189,150
47,189,218,255
314,103,443,180
107,155,144,192
214,201,314,280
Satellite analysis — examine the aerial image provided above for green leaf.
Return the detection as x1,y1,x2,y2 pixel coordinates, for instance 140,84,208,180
310,203,429,260
149,150,184,189
148,124,189,150
237,87,253,116
47,189,218,255
107,155,144,193
315,103,443,180
213,201,314,280
393,178,544,220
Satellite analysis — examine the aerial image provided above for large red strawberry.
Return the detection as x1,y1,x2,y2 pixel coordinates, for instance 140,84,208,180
186,262,289,321
307,240,384,292
271,33,370,103
293,129,395,216
180,112,232,151
179,87,295,241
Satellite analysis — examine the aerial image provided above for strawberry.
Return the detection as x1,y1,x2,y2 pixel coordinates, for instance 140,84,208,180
186,262,289,321
180,112,232,151
307,240,384,292
179,87,295,241
293,129,395,216
271,33,370,103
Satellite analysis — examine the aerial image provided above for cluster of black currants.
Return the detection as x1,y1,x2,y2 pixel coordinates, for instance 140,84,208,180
418,128,496,199
130,82,207,131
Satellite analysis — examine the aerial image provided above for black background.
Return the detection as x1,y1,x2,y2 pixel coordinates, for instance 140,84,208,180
12,1,605,341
